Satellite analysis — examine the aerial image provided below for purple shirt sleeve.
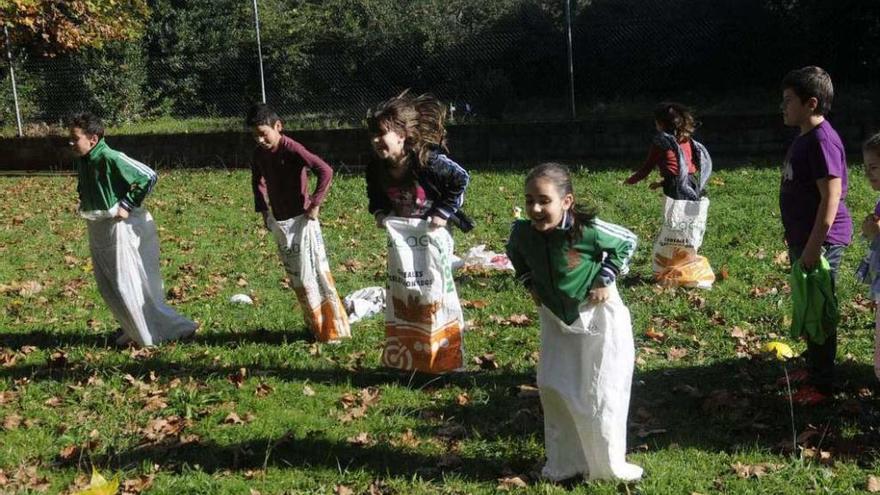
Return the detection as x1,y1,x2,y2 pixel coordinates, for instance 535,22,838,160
284,139,333,207
874,200,880,217
808,136,845,181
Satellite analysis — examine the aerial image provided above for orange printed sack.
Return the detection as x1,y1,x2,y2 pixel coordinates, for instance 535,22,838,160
652,197,715,289
382,218,465,373
270,215,350,342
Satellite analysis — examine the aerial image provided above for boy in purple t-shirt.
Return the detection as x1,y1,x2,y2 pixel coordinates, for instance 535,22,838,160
779,66,852,405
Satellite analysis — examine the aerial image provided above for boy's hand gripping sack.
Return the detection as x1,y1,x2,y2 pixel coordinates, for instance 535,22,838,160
270,215,350,342
382,218,465,373
652,197,715,288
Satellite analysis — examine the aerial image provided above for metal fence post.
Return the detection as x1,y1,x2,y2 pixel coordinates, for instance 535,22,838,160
565,0,576,120
252,0,267,104
4,25,23,137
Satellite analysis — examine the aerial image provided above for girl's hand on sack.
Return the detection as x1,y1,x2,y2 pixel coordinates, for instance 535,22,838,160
649,181,663,190
429,216,447,229
116,208,130,220
306,205,320,220
862,214,880,239
375,213,387,229
588,284,610,303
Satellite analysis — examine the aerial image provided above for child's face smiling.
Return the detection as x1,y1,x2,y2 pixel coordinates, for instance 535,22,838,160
865,150,880,191
252,121,283,151
372,128,407,164
524,177,573,232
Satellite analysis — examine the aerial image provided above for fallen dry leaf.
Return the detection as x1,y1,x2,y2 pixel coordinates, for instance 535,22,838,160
120,474,156,495
461,299,489,309
58,444,79,461
346,432,375,447
227,368,247,388
48,350,68,368
730,461,783,479
223,412,248,426
3,413,22,430
255,381,274,397
489,314,532,327
334,485,354,495
645,327,666,342
473,353,499,370
666,347,688,361
497,475,528,490
391,428,421,448
868,475,880,493
302,385,316,397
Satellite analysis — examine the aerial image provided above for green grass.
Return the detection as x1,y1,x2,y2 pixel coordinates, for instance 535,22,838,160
2,164,880,494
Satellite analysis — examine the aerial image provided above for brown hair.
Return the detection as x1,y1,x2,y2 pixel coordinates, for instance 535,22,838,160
525,162,596,244
654,102,696,141
782,66,834,116
366,90,448,169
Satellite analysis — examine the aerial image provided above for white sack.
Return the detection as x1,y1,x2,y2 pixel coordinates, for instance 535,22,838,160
652,196,715,288
87,209,197,347
382,218,464,373
537,284,643,481
270,215,350,342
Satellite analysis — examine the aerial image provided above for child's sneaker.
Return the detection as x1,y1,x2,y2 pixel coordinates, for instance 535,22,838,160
790,384,829,406
776,368,810,388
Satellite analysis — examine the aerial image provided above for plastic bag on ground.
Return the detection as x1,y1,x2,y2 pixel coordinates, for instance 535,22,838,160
537,284,643,481
87,209,197,347
652,196,715,288
451,244,514,272
343,286,385,324
269,214,350,342
382,217,464,373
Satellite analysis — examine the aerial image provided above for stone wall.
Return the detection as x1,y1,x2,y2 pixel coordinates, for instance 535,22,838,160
2,114,877,172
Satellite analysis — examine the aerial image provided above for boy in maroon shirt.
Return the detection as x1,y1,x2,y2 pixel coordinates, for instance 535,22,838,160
247,103,333,225
246,103,349,342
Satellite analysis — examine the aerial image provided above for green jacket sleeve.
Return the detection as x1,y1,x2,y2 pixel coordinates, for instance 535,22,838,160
592,218,638,281
111,152,158,210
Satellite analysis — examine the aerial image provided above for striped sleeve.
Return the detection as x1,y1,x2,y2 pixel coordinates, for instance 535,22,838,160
116,153,158,209
429,154,469,220
592,218,638,279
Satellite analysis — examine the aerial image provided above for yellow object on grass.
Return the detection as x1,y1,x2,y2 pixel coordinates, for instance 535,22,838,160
72,468,119,495
763,341,794,361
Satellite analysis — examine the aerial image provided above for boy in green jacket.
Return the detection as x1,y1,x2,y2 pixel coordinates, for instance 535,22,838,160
69,112,197,347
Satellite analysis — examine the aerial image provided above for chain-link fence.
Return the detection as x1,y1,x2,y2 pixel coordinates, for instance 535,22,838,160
2,0,879,135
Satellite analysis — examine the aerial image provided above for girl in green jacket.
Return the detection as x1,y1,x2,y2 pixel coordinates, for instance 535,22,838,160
506,162,642,482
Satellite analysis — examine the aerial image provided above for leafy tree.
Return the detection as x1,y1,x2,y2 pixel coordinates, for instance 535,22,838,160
2,0,149,56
